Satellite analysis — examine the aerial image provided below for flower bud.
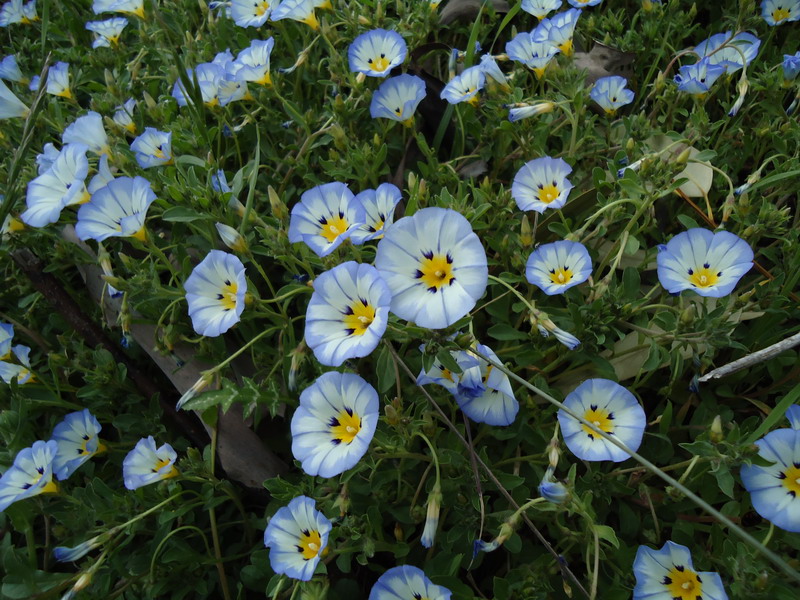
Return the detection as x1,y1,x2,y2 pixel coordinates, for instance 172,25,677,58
675,147,691,165
710,415,724,443
176,372,214,410
420,482,442,548
215,222,247,253
520,214,532,247
268,185,287,220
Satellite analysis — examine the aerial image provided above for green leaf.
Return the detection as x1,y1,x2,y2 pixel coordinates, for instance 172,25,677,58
161,206,209,223
594,524,620,549
744,382,800,444
436,349,463,375
622,267,640,300
487,323,528,341
713,463,735,498
376,346,396,394
174,155,208,167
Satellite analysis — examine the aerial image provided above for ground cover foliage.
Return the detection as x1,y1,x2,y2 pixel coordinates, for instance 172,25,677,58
1,0,800,598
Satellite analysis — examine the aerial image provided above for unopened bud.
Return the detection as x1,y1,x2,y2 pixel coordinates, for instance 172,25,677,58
176,373,213,410
268,185,287,220
215,222,247,253
384,403,400,425
626,137,635,152
680,305,694,326
520,214,532,247
420,482,442,548
710,415,724,443
74,572,92,591
394,522,404,541
358,15,370,25
675,147,691,165
142,91,157,111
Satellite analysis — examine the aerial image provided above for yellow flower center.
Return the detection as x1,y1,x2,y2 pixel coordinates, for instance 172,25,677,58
533,66,547,79
301,11,319,30
370,55,390,72
581,405,615,438
57,88,73,100
297,529,322,560
663,565,703,600
548,267,574,285
151,456,179,479
559,39,574,56
329,408,362,445
537,183,560,204
781,465,800,495
256,71,272,86
416,252,455,292
28,468,58,494
688,265,720,288
254,0,269,16
319,213,349,243
342,299,376,336
440,367,454,382
218,280,239,311
773,7,790,22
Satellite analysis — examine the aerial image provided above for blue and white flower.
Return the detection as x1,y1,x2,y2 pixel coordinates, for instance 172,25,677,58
172,62,225,107
532,7,581,56
512,156,573,213
633,541,728,600
263,495,332,581
440,65,485,105
569,0,602,6
525,240,592,295
62,111,111,155
350,183,402,244
761,0,800,25
0,78,28,118
122,436,178,490
270,0,320,30
0,55,25,82
783,52,800,83
86,17,128,48
50,409,105,480
521,0,562,19
479,54,509,90
35,143,60,174
0,0,37,26
304,262,391,366
656,228,753,297
455,343,519,426
113,98,137,134
416,345,479,395
291,372,379,477
0,440,58,512
740,405,800,532
130,128,173,168
75,176,155,242
375,207,488,329
53,535,105,562
674,58,726,97
590,75,635,115
230,0,272,27
184,250,247,337
45,61,71,98
0,322,12,359
88,154,115,193
694,32,761,75
505,32,560,78
507,101,555,122
558,379,645,462
538,467,568,504
369,73,427,125
288,181,365,257
0,344,34,384
230,38,274,85
369,566,452,600
91,0,143,17
348,29,407,78
21,143,90,227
